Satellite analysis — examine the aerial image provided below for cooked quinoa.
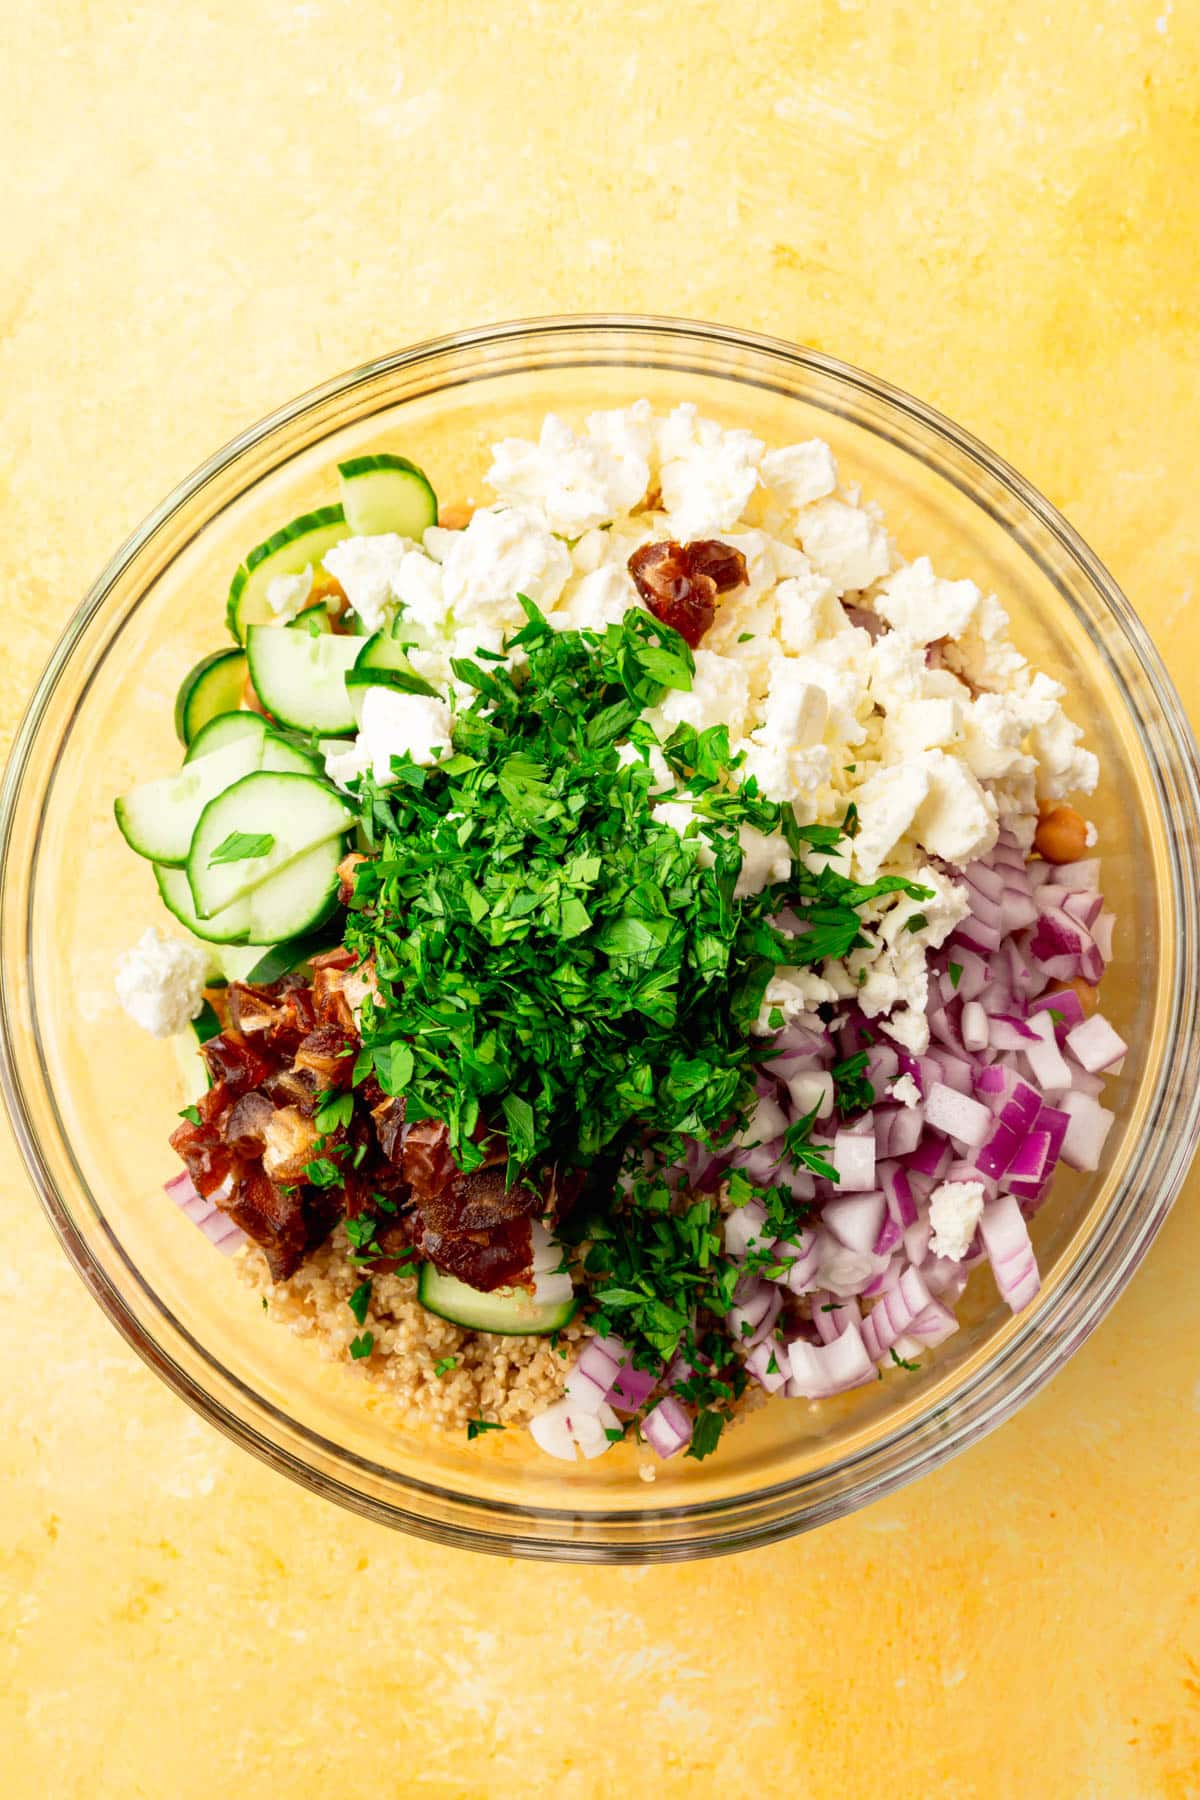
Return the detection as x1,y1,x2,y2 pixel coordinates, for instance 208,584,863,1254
237,1225,587,1430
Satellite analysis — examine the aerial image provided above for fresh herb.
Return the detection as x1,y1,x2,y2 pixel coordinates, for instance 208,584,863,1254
434,1356,458,1378
466,1418,504,1440
315,1091,355,1133
782,1107,839,1182
889,1347,920,1372
304,1156,342,1188
347,1280,372,1327
177,1104,202,1126
905,912,929,934
343,604,930,1189
736,632,755,644
1048,1008,1065,1025
349,1332,374,1359
207,830,275,867
948,962,963,989
832,1050,874,1115
685,1408,726,1461
767,1006,785,1030
604,1425,625,1442
343,1217,378,1251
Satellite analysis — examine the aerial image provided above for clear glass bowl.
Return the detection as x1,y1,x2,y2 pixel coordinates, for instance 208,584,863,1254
3,316,1198,1562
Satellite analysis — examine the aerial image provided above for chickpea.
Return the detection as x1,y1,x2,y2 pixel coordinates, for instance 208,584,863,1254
1034,804,1090,865
437,502,476,531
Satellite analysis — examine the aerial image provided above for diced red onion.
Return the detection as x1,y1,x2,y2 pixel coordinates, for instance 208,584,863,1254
1065,1013,1126,1074
564,1334,626,1414
925,1082,992,1147
724,1199,775,1260
787,1321,876,1397
1028,987,1085,1030
164,1171,247,1257
822,1191,885,1255
778,1228,821,1295
979,1196,1040,1312
961,1001,989,1053
530,1397,622,1461
1092,912,1115,963
879,1160,918,1228
744,1338,789,1393
1021,1012,1072,1090
888,1106,923,1157
906,1299,960,1347
642,1394,694,1459
1057,1090,1115,1172
1050,858,1101,893
833,1130,876,1191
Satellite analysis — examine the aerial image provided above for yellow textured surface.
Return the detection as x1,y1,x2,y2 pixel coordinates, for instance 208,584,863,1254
4,3,1200,1795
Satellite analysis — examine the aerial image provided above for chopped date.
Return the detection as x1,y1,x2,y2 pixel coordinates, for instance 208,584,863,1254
627,538,747,648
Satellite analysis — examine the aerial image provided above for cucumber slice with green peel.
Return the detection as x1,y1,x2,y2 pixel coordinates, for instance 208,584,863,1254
184,710,269,763
245,625,362,735
154,864,251,944
260,731,323,777
417,1265,579,1336
175,650,248,745
244,924,343,985
287,607,333,636
345,665,441,718
337,453,437,540
186,770,353,917
172,1017,215,1105
227,506,349,644
243,838,344,944
115,736,263,867
353,631,440,693
209,943,268,983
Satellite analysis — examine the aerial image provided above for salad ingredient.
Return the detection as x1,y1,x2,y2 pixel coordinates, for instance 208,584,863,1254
243,625,363,735
174,649,248,746
185,772,353,917
115,735,264,866
417,1264,579,1335
337,453,438,540
115,928,211,1038
227,506,350,643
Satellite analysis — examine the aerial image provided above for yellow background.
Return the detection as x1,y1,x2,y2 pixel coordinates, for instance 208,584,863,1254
4,2,1199,1794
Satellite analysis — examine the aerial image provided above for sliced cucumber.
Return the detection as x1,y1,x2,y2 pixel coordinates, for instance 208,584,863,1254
210,943,268,982
175,650,248,745
287,607,333,636
244,838,344,944
353,632,441,698
244,925,343,985
155,864,250,944
417,1265,579,1336
245,625,361,736
115,736,263,867
184,709,268,763
227,506,349,644
337,453,437,540
260,731,323,777
187,770,353,917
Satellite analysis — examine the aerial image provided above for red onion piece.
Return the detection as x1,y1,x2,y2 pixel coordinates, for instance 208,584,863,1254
642,1394,693,1459
979,1196,1040,1311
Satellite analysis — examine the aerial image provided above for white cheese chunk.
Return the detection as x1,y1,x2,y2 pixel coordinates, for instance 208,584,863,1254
115,929,211,1039
928,1180,987,1262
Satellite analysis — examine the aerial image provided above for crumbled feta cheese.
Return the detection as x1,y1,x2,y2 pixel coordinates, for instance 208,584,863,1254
873,556,980,645
324,684,452,789
796,497,891,593
651,648,752,741
322,534,414,634
759,440,838,510
889,1072,922,1108
585,398,657,471
550,563,642,631
852,763,931,878
658,407,764,538
911,749,998,865
115,929,210,1039
265,564,313,623
487,413,649,535
440,505,571,624
752,966,839,1035
928,1180,987,1262
650,803,790,900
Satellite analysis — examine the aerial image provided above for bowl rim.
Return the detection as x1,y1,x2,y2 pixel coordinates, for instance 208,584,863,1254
4,311,1200,1561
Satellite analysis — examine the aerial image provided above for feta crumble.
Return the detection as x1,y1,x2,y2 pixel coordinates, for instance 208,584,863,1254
928,1180,987,1262
324,685,453,789
115,929,210,1039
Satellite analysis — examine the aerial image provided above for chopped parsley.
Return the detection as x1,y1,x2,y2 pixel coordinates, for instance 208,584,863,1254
889,1347,920,1373
433,1356,458,1377
466,1418,504,1440
177,1104,202,1126
1048,1008,1065,1025
904,911,929,934
207,830,275,867
832,1050,874,1115
347,1280,372,1327
948,961,963,989
349,1332,374,1360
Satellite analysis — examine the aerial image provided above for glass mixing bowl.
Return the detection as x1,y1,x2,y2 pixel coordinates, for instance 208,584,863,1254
3,316,1198,1562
